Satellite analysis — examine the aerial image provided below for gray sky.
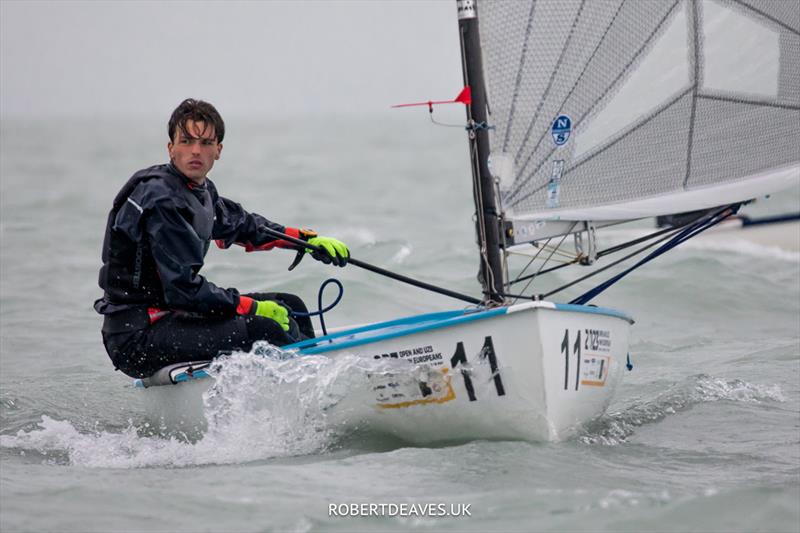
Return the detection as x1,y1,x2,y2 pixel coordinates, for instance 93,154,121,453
1,0,463,119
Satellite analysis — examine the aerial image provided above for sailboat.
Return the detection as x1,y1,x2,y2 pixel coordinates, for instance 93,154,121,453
136,0,800,443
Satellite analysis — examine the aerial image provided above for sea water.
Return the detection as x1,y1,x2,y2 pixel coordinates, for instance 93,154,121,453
1,117,798,532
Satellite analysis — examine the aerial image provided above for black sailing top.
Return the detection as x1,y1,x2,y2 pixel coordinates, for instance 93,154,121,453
95,163,300,319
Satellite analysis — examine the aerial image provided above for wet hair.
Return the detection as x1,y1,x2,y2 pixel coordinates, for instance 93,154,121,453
168,98,225,143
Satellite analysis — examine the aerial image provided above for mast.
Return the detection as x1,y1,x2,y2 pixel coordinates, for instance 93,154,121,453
457,0,506,305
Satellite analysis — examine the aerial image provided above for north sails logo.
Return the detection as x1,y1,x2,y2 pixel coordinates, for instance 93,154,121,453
551,115,572,146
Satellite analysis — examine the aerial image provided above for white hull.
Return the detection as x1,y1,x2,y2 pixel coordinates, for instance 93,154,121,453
138,302,632,443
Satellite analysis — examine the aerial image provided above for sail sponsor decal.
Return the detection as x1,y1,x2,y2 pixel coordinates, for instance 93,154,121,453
371,337,507,409
561,328,613,390
546,160,564,208
514,219,547,241
551,115,572,146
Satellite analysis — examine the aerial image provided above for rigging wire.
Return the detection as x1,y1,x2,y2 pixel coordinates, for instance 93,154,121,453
510,222,576,304
459,24,493,303
541,228,683,300
507,237,552,292
467,117,497,302
499,205,738,303
499,229,681,301
428,108,468,128
567,204,739,304
469,137,497,303
508,222,691,287
459,22,504,307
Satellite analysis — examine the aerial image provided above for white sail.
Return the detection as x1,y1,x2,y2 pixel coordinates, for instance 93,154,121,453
476,0,800,242
516,163,798,222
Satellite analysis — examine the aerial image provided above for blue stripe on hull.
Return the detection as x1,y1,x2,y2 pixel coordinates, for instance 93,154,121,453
289,303,633,356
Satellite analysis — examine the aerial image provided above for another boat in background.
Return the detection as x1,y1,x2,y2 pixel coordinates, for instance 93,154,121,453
657,209,800,253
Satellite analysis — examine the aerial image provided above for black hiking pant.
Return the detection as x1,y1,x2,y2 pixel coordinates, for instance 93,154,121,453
101,292,314,379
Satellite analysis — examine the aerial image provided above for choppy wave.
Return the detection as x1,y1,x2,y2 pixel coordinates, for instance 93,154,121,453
0,345,419,469
334,227,377,247
601,228,800,262
0,356,790,466
678,238,800,262
580,374,786,445
391,244,413,264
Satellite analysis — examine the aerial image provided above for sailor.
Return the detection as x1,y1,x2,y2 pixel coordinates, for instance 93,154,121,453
94,98,349,378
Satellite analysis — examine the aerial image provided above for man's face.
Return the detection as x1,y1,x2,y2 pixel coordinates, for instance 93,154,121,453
168,119,222,184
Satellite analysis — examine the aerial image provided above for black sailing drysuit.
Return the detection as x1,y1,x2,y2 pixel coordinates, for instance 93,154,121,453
95,163,314,378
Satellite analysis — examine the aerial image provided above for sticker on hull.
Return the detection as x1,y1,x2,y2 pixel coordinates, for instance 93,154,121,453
580,355,610,387
371,336,507,409
375,368,456,409
562,328,613,390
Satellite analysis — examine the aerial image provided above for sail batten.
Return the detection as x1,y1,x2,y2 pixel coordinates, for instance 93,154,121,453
475,0,800,243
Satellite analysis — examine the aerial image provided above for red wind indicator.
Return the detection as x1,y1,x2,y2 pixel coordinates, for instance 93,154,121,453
392,86,471,110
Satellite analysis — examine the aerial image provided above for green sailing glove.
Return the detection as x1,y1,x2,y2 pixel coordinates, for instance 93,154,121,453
306,236,349,267
253,300,290,331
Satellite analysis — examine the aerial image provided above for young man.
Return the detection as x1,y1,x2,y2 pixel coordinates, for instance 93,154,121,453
95,98,349,378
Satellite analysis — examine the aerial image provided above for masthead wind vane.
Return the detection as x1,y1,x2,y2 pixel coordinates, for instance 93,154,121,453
391,86,471,111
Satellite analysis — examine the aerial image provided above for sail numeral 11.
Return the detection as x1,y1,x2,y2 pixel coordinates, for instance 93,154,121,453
561,329,581,391
450,342,476,401
450,336,506,402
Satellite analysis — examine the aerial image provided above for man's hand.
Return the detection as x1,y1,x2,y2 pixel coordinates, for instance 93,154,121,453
253,300,290,331
306,236,349,267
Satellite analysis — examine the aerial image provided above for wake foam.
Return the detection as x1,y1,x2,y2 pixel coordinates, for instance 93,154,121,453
391,244,413,264
580,374,786,445
0,345,415,468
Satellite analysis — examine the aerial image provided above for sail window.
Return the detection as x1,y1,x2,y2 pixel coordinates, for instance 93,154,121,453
701,0,780,98
573,1,690,160
489,152,516,192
